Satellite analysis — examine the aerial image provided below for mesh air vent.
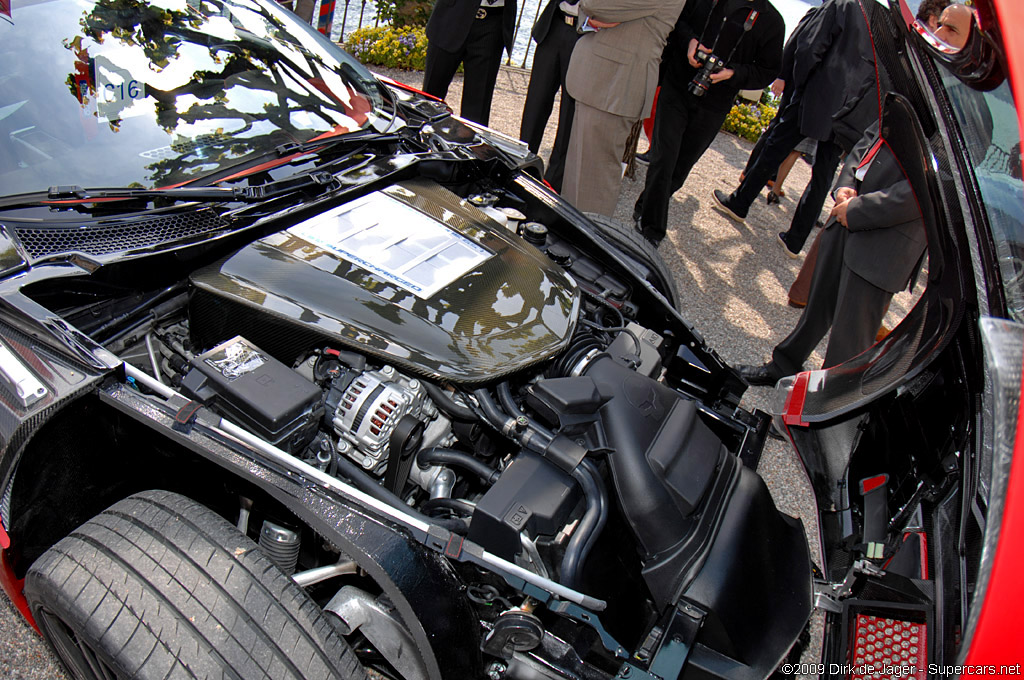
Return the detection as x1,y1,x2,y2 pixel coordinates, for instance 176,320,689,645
13,209,227,260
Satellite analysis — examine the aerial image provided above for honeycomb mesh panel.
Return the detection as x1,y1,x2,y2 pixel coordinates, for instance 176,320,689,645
12,209,227,260
851,615,927,679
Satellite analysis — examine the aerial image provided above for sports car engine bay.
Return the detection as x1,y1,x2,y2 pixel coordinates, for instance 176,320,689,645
18,171,813,679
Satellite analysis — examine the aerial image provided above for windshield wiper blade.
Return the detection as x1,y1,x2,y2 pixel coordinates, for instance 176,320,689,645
0,171,341,212
46,184,261,202
55,169,340,201
271,131,402,158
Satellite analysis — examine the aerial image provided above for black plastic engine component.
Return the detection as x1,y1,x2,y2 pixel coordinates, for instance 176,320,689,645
581,355,723,560
564,354,812,676
605,324,664,378
467,452,581,560
525,377,607,434
180,336,321,454
482,610,544,659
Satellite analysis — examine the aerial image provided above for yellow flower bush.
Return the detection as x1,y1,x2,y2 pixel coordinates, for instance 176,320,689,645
721,101,778,142
343,26,428,70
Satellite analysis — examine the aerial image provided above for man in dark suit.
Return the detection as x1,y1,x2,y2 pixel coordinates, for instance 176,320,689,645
423,0,517,126
633,0,784,246
737,121,927,385
519,0,580,191
711,0,881,254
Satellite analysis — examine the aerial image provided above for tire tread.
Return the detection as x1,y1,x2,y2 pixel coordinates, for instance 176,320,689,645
25,490,364,680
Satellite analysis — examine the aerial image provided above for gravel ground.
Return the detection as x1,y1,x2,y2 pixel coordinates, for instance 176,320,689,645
1,65,924,677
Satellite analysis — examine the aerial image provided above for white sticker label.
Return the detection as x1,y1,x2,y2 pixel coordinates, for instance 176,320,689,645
288,192,492,299
94,53,148,123
204,339,266,380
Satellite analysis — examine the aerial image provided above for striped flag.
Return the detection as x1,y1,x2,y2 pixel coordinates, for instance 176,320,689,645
316,0,335,35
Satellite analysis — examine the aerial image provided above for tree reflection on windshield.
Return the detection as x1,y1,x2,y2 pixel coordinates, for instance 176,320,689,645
0,0,383,193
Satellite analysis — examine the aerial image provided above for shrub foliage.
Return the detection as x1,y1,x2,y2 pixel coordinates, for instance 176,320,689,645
721,101,777,142
343,25,428,70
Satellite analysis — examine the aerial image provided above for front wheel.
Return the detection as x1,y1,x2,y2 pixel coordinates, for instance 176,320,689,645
24,490,365,680
584,212,680,310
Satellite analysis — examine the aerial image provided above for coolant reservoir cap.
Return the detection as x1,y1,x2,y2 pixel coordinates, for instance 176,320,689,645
521,221,548,246
498,207,526,221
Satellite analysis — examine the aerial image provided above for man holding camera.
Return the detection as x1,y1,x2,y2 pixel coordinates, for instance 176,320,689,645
634,0,784,246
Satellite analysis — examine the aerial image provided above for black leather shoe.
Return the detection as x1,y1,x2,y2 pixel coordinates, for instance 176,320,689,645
711,189,746,222
634,218,663,247
635,151,650,164
776,232,800,259
643,231,663,248
736,363,784,387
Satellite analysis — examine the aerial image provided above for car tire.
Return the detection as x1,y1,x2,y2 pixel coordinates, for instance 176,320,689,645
584,212,680,310
23,490,365,680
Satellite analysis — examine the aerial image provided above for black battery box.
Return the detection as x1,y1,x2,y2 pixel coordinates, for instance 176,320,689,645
468,452,581,560
180,336,321,454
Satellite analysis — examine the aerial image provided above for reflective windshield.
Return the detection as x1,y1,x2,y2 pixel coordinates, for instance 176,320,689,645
0,0,389,194
940,72,1024,321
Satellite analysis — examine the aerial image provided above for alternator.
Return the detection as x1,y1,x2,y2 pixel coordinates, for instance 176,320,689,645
332,365,436,474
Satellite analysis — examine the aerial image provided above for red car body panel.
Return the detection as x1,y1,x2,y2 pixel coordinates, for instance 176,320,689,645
962,0,1024,668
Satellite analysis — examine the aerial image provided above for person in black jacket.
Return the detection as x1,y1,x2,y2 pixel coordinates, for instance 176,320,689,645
422,0,517,125
519,0,580,191
633,0,784,246
712,0,881,248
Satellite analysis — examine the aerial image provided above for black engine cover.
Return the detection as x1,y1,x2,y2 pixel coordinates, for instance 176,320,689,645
188,180,580,385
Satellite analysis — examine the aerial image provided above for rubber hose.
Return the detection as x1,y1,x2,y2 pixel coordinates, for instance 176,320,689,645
417,447,501,485
424,382,477,421
559,459,607,590
421,497,477,517
497,381,522,417
331,451,468,534
576,459,609,568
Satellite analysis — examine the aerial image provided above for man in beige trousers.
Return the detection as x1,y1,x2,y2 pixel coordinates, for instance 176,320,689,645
561,0,686,217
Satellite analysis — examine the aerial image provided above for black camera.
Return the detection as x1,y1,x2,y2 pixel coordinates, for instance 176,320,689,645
689,48,725,97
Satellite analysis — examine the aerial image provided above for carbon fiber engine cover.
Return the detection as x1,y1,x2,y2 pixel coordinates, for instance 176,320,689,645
189,180,580,384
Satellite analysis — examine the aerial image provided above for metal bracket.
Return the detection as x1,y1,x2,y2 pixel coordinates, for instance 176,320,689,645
550,600,629,659
647,603,704,680
813,582,843,613
814,559,888,612
325,586,429,680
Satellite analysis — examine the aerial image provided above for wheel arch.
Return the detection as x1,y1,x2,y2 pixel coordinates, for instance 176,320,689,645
4,388,482,680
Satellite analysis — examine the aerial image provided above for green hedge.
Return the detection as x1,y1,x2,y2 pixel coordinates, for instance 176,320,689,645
343,26,428,71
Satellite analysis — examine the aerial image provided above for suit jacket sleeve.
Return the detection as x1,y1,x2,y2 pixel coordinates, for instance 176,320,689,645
580,0,660,24
778,6,818,83
836,119,881,191
837,119,921,232
729,11,784,91
845,180,922,232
